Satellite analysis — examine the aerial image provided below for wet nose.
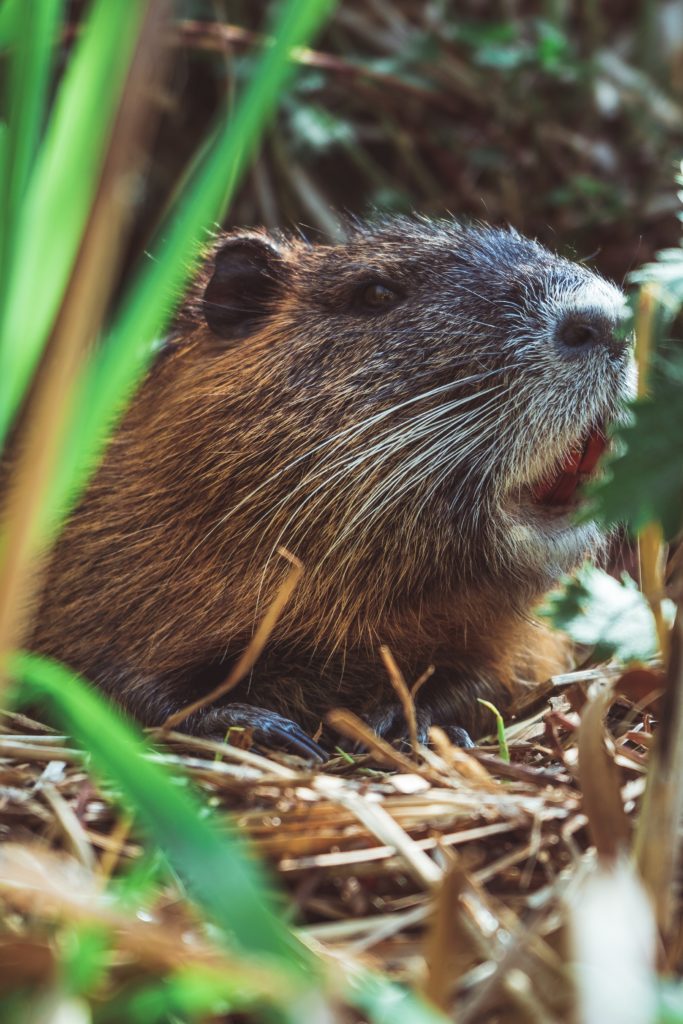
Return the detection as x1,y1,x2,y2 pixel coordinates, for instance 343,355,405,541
555,310,628,358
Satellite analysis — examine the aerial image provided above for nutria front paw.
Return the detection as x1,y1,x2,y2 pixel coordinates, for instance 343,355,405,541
186,703,327,762
366,704,475,750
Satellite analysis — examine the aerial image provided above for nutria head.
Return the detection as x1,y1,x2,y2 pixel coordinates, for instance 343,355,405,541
172,218,632,628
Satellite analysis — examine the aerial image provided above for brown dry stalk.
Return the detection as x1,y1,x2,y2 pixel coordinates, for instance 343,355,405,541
428,726,498,787
97,813,133,882
411,663,435,699
161,547,303,732
326,707,420,773
0,1,170,685
175,19,460,111
635,606,683,935
577,685,630,860
635,284,670,662
421,861,472,1011
380,644,418,753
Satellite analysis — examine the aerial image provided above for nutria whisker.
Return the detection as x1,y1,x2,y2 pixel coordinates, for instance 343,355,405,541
256,389,508,559
330,400,506,545
184,367,515,568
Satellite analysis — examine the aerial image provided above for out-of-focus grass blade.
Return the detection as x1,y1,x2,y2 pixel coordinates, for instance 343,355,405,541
349,971,451,1023
47,0,335,534
11,651,312,976
0,0,151,445
0,0,21,46
96,965,289,1024
0,122,7,235
0,0,63,301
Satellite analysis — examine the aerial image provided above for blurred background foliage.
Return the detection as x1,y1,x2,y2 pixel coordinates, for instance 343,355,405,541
116,0,683,285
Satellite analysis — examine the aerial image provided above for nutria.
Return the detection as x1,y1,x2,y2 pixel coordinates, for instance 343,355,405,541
28,217,632,758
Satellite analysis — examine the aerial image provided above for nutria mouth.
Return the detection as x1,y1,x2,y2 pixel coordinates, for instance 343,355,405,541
531,424,608,508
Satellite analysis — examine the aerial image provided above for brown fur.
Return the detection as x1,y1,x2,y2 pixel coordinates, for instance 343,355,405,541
23,217,631,750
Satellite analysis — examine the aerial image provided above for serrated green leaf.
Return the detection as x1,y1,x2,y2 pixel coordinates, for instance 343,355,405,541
538,563,667,663
587,366,683,538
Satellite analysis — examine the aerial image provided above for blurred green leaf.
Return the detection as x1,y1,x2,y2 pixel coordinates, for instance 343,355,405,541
632,246,683,310
289,103,355,152
658,979,683,1022
109,848,167,908
474,42,529,70
350,971,450,1024
534,19,571,71
452,20,518,48
371,185,413,212
630,164,683,310
59,925,110,998
95,966,277,1024
538,563,668,663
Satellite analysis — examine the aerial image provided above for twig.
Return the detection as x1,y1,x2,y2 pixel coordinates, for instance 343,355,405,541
635,284,670,663
161,548,302,731
326,707,421,774
634,606,683,935
380,644,418,754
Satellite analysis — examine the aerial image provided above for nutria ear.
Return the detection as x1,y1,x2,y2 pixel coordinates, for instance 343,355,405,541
202,235,285,339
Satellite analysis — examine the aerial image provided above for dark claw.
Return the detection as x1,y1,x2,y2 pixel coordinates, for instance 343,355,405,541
443,725,475,749
359,704,476,752
189,704,327,762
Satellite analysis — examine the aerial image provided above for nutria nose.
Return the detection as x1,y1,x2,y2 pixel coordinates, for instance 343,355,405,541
555,310,627,358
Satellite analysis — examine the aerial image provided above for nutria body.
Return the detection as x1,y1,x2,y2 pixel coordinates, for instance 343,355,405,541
29,217,632,756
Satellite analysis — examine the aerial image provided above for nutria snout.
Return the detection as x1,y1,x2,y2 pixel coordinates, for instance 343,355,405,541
28,217,633,757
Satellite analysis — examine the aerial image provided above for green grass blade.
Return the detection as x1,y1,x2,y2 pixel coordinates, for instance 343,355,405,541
477,698,510,762
45,0,335,535
0,0,63,299
0,0,152,445
0,0,20,46
349,971,451,1023
0,121,7,255
11,650,312,976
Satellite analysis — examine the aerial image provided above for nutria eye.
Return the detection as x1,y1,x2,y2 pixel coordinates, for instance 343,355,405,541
359,282,400,310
